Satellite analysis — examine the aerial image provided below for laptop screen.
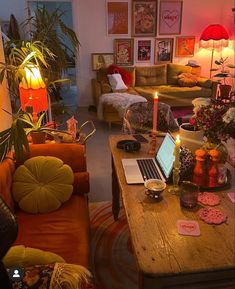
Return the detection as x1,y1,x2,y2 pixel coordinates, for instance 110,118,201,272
155,133,175,178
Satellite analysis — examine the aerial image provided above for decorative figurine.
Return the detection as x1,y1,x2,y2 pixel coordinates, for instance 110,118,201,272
66,116,78,141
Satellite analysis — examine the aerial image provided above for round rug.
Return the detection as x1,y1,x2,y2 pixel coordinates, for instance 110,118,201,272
89,201,138,289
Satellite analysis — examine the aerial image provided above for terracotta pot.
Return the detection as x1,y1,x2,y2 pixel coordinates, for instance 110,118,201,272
30,131,46,144
219,84,232,98
179,123,204,153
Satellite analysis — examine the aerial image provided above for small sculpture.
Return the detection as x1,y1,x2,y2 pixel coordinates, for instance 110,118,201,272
66,116,78,141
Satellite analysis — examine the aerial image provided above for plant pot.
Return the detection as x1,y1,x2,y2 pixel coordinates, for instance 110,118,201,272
219,84,232,98
179,123,204,153
30,131,46,144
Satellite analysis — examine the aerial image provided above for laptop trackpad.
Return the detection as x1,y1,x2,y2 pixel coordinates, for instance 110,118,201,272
122,162,143,184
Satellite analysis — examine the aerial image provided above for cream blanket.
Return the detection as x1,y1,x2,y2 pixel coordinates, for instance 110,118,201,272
97,92,147,120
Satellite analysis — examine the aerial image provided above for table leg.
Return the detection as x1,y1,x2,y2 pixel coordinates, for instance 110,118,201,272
111,157,120,221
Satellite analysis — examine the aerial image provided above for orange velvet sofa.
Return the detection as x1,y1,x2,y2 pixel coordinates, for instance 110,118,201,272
0,143,91,270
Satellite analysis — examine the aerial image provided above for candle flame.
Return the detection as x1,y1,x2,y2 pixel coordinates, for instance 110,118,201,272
176,134,180,142
154,92,158,99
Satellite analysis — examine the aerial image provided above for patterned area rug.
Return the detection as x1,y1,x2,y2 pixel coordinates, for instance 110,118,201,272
89,201,138,289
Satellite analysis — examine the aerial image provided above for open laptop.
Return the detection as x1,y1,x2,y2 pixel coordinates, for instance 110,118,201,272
122,133,175,184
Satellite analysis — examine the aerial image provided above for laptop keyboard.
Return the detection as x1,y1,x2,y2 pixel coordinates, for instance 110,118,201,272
137,159,161,180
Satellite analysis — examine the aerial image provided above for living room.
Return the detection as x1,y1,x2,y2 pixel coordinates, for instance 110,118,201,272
0,0,235,289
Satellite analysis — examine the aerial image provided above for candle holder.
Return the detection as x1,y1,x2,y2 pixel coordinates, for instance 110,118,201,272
168,165,181,195
148,130,157,155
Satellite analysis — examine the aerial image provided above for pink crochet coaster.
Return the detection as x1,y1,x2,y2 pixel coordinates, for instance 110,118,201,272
198,192,220,206
176,220,200,236
227,192,235,203
197,207,227,225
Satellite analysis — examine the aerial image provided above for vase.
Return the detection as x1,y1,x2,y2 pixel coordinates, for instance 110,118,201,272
179,123,204,153
202,141,228,164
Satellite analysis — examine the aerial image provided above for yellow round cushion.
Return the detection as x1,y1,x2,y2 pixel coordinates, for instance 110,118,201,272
3,245,65,268
12,156,74,213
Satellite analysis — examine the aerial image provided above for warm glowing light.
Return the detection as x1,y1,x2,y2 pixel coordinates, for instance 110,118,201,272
176,134,181,145
154,92,158,99
20,65,46,90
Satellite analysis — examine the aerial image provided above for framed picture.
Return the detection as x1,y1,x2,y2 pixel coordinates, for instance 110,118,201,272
106,1,129,35
136,39,152,62
154,38,173,64
114,38,134,66
132,1,157,37
159,1,183,35
175,36,195,57
91,53,114,71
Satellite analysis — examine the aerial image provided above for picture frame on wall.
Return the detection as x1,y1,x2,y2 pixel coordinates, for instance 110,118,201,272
91,53,114,71
154,38,173,64
136,39,152,63
175,36,195,57
159,1,183,35
132,0,157,37
114,38,134,66
106,1,129,35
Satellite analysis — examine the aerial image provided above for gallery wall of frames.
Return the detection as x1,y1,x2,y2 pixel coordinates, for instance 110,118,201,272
91,0,197,69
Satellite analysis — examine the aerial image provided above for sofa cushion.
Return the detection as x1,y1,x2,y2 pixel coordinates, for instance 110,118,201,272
14,195,90,268
135,85,212,106
12,156,74,214
107,73,128,90
178,73,198,87
3,245,65,268
167,64,192,85
135,65,167,86
108,64,133,87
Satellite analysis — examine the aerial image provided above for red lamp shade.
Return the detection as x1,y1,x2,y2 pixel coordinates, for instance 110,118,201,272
200,24,229,48
19,65,48,113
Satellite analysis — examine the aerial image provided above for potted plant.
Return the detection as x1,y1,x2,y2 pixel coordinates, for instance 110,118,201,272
0,109,71,162
212,57,235,98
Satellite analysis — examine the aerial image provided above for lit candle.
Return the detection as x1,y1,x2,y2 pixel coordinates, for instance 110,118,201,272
174,134,181,168
153,92,158,132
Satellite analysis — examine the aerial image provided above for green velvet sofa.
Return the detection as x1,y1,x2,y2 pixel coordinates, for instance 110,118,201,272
91,63,218,125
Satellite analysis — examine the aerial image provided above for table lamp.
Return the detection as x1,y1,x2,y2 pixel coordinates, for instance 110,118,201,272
19,65,48,123
199,24,229,78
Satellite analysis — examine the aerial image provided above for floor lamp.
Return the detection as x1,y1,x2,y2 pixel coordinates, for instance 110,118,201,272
199,24,229,78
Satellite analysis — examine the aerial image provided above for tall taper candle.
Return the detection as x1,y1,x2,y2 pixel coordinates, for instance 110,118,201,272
153,92,158,131
174,134,181,168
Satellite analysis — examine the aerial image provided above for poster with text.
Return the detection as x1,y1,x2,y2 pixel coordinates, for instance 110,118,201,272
159,1,183,35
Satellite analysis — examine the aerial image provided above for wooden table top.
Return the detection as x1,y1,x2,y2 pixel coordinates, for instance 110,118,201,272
109,134,235,277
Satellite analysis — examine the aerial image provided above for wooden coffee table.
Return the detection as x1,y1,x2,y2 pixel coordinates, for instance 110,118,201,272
109,134,235,289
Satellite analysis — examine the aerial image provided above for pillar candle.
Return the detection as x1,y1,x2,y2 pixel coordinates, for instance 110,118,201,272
153,92,158,131
174,134,181,168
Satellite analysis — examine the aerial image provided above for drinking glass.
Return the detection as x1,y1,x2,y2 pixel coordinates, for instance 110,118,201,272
180,181,199,209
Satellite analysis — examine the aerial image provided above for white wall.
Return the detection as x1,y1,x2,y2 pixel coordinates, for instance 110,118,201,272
0,0,234,106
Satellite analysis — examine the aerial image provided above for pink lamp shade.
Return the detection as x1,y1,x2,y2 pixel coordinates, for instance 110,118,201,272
200,24,229,48
19,66,48,113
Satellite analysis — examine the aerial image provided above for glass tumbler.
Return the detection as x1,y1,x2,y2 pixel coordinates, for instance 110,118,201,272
180,181,199,209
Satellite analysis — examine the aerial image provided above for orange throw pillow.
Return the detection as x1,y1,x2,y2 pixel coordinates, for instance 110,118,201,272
178,72,198,87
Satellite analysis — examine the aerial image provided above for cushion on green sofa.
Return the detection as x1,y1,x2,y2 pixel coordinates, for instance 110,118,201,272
197,77,212,88
135,65,167,86
167,64,192,85
178,73,198,87
12,156,74,214
3,245,65,268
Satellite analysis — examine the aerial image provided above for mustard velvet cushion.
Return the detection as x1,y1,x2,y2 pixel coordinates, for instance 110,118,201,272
3,245,65,268
178,72,198,87
12,156,74,213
